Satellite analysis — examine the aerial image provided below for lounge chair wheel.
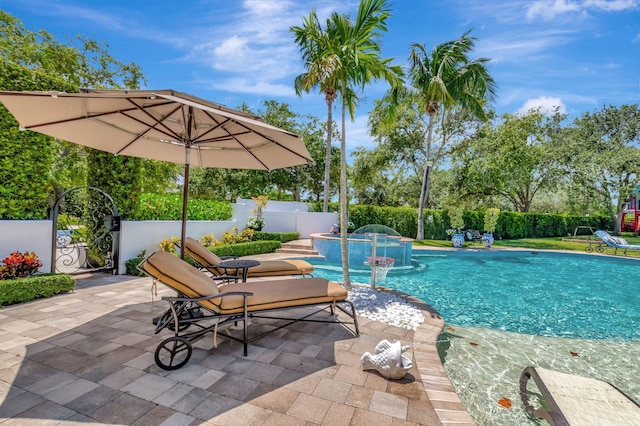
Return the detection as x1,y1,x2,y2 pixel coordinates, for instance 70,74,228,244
155,336,192,370
596,245,604,253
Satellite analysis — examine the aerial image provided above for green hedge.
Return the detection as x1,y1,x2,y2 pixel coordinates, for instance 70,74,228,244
252,231,300,243
311,202,611,240
0,274,75,306
132,193,233,221
210,241,281,257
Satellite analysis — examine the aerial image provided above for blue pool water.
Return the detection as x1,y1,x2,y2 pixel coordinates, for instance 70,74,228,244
304,250,640,341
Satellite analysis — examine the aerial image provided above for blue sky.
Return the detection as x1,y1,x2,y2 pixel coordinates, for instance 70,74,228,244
1,0,639,151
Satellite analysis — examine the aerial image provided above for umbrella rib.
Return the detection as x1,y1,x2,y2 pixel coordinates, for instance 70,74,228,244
114,101,187,154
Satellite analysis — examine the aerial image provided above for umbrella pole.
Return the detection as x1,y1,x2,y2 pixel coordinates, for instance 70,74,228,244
180,151,190,260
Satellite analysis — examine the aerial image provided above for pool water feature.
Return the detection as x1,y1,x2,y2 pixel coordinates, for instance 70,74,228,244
311,232,413,267
303,250,640,425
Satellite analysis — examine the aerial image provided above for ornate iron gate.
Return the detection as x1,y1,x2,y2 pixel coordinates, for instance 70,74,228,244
50,186,120,274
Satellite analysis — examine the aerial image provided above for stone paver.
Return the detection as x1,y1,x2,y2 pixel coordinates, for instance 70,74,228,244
0,267,475,425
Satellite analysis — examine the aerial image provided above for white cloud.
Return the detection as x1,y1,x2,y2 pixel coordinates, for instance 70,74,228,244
516,96,566,114
204,77,297,97
527,0,581,21
345,115,375,151
526,0,639,21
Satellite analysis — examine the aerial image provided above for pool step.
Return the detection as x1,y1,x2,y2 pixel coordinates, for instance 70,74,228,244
276,239,318,256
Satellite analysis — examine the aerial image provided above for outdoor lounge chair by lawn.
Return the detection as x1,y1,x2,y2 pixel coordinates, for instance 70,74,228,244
520,366,640,425
593,230,640,255
139,250,358,370
184,237,313,280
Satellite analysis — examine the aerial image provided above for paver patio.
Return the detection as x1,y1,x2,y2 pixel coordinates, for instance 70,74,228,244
0,269,475,425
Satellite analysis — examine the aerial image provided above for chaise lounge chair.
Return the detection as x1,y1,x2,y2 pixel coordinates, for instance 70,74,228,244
184,237,314,280
139,250,358,370
520,366,640,425
593,230,640,255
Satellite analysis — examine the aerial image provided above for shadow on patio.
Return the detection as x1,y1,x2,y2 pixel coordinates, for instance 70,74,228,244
0,275,436,424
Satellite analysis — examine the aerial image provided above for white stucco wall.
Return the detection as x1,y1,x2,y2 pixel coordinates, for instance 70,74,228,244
0,220,53,273
1,202,339,275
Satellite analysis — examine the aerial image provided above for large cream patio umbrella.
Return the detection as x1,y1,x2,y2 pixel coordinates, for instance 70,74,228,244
0,89,313,258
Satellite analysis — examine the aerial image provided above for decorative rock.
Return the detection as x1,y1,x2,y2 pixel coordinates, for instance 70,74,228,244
361,339,413,379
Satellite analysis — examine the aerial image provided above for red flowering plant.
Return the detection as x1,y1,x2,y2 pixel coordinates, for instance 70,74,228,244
0,251,43,280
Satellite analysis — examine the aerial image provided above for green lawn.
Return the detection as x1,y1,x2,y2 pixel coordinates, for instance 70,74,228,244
414,234,640,258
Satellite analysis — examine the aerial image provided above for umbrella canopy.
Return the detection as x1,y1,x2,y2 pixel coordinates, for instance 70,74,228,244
0,89,313,257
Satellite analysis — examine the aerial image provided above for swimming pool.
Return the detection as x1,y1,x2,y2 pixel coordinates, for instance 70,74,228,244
304,250,640,341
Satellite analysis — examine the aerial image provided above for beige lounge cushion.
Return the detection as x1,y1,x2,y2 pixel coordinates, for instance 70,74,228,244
184,237,222,267
215,278,347,314
248,259,314,277
142,250,219,298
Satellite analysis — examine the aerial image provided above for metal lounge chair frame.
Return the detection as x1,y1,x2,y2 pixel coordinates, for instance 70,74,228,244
520,366,640,425
593,230,640,255
139,251,358,370
183,236,314,279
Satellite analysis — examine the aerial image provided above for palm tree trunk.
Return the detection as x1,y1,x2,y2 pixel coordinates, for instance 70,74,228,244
322,98,334,212
340,95,351,289
416,112,435,240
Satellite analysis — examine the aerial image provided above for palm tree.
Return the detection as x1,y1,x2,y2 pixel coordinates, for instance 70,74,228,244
325,0,404,288
291,11,340,213
408,30,496,240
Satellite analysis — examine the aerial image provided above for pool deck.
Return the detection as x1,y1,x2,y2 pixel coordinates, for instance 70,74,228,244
0,259,476,425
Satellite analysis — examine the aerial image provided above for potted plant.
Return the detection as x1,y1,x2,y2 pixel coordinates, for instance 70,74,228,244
448,207,465,248
482,208,500,247
246,216,265,231
248,195,268,231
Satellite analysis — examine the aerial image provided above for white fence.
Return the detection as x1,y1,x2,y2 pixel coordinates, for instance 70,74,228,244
0,202,337,275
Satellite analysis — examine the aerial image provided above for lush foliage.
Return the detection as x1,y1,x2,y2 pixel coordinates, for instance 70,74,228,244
483,208,500,233
208,240,281,258
0,62,77,219
125,258,145,276
87,150,142,219
0,273,75,305
452,109,565,212
0,251,43,280
448,207,465,232
133,193,234,221
0,11,146,221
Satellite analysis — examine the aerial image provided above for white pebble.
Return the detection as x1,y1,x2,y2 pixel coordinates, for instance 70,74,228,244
347,285,424,330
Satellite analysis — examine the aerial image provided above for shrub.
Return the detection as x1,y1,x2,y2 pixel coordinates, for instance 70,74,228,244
0,251,43,280
220,227,254,244
125,258,145,276
0,274,75,306
158,237,180,253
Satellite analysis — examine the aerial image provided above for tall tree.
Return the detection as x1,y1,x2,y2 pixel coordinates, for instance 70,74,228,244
451,109,566,212
324,0,404,288
402,30,496,239
567,104,640,232
292,11,340,211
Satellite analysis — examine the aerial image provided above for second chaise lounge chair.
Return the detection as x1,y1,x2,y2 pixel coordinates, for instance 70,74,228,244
593,230,640,255
184,236,314,280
